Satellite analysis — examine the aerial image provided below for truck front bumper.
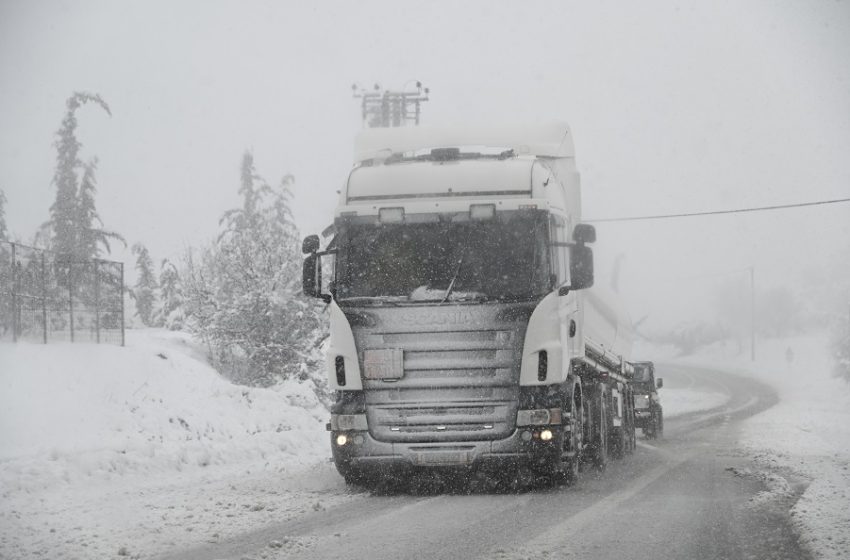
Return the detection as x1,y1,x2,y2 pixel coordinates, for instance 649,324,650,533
330,426,565,474
634,408,652,429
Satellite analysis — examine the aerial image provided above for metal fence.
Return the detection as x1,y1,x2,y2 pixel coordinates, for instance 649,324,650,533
0,241,125,345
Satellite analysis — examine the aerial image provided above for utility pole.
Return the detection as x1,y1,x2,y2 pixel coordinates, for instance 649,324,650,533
352,81,430,128
750,266,756,361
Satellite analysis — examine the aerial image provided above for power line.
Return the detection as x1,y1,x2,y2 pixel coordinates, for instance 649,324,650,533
585,196,850,223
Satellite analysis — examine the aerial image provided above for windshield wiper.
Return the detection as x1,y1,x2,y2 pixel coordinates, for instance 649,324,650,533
491,292,550,303
337,296,403,307
440,253,465,305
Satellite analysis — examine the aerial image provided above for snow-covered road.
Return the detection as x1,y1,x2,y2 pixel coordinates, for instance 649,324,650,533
156,365,804,560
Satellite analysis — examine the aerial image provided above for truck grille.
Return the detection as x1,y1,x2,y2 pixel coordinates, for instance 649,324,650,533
349,303,532,443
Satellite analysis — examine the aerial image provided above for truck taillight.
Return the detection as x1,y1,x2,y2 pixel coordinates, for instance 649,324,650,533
335,356,346,386
537,350,548,382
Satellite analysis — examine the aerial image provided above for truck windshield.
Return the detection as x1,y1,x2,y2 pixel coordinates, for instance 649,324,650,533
335,214,550,302
633,368,651,382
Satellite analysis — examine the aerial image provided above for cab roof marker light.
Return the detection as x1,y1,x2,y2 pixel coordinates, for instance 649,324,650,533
469,203,496,220
519,204,537,210
378,207,404,223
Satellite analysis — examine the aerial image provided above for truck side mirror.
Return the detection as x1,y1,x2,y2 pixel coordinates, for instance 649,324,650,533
656,378,663,389
302,254,320,297
570,245,594,290
573,223,596,244
302,234,320,254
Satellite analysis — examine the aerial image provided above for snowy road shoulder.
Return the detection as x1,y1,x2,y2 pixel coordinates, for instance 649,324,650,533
657,334,850,560
1,458,357,560
0,329,339,560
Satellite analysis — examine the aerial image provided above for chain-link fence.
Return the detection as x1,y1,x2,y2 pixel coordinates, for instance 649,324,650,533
0,241,125,345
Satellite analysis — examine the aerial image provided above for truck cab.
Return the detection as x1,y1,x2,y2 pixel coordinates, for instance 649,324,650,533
632,361,663,438
303,123,635,485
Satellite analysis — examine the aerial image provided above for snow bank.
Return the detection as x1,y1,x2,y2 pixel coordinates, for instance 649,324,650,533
662,333,850,560
0,329,328,494
0,329,343,559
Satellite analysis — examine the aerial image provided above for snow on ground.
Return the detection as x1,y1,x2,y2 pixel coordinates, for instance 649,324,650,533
661,386,729,418
661,332,850,560
0,329,354,560
0,327,795,559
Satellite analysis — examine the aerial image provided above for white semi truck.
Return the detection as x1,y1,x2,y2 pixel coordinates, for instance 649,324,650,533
302,122,636,486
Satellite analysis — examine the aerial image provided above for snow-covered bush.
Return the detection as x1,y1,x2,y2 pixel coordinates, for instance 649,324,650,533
154,258,184,330
182,151,325,387
131,243,158,326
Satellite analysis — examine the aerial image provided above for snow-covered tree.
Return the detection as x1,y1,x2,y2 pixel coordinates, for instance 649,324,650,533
183,151,322,386
77,157,124,259
0,188,7,240
155,258,184,330
131,243,158,326
0,189,9,336
46,92,121,260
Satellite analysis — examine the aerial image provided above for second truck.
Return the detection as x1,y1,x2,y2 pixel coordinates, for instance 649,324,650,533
303,122,636,486
632,361,663,439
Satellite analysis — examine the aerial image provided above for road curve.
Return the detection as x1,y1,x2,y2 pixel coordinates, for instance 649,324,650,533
161,365,809,560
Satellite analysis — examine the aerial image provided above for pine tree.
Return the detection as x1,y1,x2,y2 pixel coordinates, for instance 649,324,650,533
0,189,9,336
132,243,158,327
0,188,7,240
218,151,271,238
77,157,125,259
47,92,113,259
155,258,184,330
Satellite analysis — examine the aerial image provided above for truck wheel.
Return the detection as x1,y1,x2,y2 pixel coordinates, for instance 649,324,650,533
563,392,583,485
625,392,636,454
657,409,664,439
645,408,657,440
591,388,609,471
612,425,625,460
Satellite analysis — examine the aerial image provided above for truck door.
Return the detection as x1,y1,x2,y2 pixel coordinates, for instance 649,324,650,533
551,216,582,370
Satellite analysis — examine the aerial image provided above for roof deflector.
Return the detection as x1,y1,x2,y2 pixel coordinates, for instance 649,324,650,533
354,121,574,163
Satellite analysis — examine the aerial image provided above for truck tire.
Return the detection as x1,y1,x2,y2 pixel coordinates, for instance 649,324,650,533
563,391,584,485
646,407,659,440
628,395,637,453
611,417,625,460
657,409,664,439
590,386,609,471
623,392,633,455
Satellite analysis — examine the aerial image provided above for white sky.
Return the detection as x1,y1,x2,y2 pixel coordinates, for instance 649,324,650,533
1,0,849,333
